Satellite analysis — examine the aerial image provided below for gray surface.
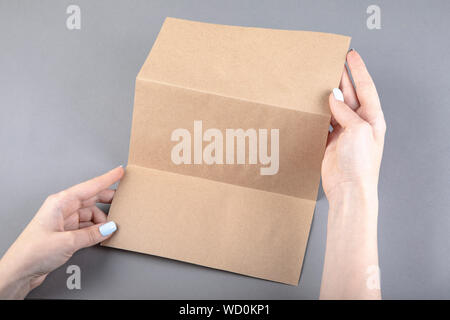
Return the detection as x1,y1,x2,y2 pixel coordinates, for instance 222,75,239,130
0,0,449,299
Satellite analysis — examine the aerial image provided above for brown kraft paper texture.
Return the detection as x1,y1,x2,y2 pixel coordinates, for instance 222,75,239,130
102,17,351,285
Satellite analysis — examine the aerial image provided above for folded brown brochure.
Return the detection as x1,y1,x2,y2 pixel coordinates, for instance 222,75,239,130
102,17,350,285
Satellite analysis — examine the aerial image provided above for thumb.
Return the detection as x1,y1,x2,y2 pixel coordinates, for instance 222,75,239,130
329,88,364,129
69,221,117,250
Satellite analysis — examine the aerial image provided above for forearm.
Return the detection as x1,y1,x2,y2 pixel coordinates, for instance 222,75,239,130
320,182,381,300
0,254,32,299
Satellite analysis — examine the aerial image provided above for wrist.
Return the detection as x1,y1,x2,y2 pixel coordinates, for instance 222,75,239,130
326,180,379,233
327,180,378,209
323,180,380,295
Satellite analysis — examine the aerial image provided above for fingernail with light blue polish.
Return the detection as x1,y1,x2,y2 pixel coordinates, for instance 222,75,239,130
332,88,344,102
99,221,117,236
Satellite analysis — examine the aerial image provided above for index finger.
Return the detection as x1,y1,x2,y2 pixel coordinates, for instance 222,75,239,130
346,50,383,124
66,166,124,200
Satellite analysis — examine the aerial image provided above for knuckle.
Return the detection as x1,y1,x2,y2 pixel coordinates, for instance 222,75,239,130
372,113,386,133
87,228,98,246
45,190,77,212
45,193,60,206
348,122,372,135
58,190,69,199
355,122,372,132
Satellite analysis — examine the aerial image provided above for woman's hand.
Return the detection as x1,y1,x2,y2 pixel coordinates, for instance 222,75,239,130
320,50,386,299
0,166,124,299
322,49,386,201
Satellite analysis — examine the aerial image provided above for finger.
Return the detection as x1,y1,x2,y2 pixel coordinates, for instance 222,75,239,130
91,206,108,224
79,221,94,228
81,189,116,208
339,64,359,110
78,206,107,224
326,125,343,147
326,131,335,148
78,207,93,222
328,119,341,142
66,166,124,201
330,116,338,127
68,221,117,250
64,213,80,231
346,50,383,124
329,89,364,129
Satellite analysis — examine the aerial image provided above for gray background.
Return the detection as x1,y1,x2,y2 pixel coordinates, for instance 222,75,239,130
0,0,449,299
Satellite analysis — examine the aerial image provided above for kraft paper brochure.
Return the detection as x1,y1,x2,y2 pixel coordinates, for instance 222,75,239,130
102,17,351,285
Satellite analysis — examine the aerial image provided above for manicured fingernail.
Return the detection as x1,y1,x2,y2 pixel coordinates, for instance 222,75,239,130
332,88,344,102
99,221,117,236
